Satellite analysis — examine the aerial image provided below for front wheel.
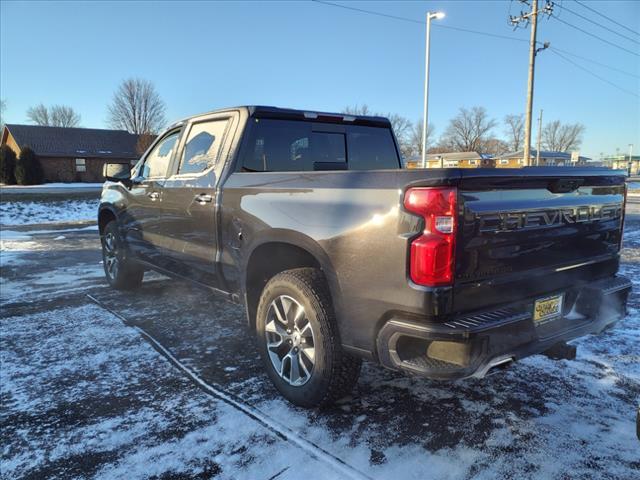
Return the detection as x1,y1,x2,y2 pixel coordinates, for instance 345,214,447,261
101,220,144,290
256,268,361,408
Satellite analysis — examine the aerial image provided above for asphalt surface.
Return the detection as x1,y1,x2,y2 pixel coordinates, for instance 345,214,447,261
1,203,639,479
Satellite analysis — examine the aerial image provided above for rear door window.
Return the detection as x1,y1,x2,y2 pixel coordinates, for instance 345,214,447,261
178,119,229,175
240,119,398,172
242,119,346,171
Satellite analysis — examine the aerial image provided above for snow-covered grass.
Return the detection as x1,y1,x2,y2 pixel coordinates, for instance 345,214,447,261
1,182,104,189
0,198,98,226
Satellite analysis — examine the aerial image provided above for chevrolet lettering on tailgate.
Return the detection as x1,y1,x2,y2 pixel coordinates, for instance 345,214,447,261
476,204,622,234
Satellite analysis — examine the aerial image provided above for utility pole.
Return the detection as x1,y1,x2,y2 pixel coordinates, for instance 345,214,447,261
523,0,538,168
510,1,552,167
536,109,543,166
629,143,634,176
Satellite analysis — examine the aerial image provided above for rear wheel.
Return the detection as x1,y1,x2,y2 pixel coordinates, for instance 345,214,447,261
256,268,361,407
101,220,144,290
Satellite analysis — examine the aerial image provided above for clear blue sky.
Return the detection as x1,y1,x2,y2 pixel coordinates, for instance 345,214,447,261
1,0,638,158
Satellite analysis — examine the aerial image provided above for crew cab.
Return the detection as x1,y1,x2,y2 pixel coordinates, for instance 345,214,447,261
99,106,631,407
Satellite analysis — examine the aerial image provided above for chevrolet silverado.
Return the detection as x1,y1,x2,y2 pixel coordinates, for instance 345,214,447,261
99,106,631,407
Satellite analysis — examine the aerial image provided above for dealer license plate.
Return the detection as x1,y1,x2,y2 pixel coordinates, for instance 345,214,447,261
533,294,564,325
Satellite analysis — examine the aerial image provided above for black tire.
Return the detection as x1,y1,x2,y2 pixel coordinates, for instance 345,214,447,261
256,268,361,408
100,220,144,290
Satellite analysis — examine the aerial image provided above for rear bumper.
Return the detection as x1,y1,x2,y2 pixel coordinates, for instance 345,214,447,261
376,275,632,379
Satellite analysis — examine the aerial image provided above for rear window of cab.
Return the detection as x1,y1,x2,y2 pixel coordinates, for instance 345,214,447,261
238,118,400,172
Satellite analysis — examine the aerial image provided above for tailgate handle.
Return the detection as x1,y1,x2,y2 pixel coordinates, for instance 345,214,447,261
547,179,583,193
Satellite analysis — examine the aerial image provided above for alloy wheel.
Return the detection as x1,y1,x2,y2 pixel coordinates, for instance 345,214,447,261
103,232,119,280
265,295,316,386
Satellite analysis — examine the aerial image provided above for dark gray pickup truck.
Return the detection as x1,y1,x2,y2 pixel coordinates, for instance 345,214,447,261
99,106,631,407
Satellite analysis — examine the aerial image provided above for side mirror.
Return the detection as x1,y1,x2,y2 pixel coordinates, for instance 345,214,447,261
103,162,132,186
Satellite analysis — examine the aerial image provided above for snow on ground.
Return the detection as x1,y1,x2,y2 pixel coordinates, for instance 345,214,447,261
0,303,338,479
0,200,639,479
0,198,98,226
1,182,104,189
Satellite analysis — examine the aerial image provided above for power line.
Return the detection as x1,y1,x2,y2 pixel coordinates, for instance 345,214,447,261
550,48,639,98
556,3,639,45
312,0,529,43
551,46,640,79
311,0,423,25
573,0,640,38
312,0,639,76
552,15,640,57
435,23,528,44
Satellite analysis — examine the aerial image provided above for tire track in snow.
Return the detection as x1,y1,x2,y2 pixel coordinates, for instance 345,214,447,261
86,294,373,480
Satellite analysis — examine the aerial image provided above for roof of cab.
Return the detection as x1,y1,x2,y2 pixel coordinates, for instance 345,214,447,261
170,105,392,129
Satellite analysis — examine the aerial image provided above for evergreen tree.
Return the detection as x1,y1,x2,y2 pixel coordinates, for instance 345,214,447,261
15,146,44,185
0,144,17,184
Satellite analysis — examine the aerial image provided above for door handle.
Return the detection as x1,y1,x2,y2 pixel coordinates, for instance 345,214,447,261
147,192,160,201
195,194,213,205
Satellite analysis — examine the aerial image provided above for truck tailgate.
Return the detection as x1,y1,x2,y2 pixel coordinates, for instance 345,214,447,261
453,170,626,314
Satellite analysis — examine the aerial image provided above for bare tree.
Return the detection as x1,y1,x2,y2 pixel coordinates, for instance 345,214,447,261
50,105,81,127
440,106,497,153
406,119,435,159
26,103,81,127
343,104,415,159
343,104,373,117
26,103,50,126
108,78,166,134
479,137,509,156
135,133,157,156
504,114,524,152
427,145,453,154
541,120,586,152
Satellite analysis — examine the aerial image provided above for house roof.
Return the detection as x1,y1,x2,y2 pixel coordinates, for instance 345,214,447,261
3,124,141,159
425,151,483,161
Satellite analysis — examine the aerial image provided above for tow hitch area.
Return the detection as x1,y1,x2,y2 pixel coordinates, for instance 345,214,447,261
542,342,577,360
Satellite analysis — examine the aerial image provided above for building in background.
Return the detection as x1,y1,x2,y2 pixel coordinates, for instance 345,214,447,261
495,150,591,168
1,124,142,182
406,151,494,169
604,154,639,175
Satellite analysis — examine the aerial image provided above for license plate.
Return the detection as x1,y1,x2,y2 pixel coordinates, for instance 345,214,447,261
533,294,564,325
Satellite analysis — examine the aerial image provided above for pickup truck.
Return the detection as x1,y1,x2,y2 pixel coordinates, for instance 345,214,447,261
99,106,632,407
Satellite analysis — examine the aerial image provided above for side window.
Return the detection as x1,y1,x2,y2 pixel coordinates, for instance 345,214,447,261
240,119,346,172
243,119,311,171
140,131,180,179
178,119,229,175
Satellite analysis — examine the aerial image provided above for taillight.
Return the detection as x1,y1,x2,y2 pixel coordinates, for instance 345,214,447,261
404,187,457,287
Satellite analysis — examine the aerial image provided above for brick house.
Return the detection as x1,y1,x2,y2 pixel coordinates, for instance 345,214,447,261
1,124,142,182
495,150,591,168
606,154,639,175
406,152,494,169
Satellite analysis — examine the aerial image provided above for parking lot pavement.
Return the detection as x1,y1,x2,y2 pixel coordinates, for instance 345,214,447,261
1,212,639,479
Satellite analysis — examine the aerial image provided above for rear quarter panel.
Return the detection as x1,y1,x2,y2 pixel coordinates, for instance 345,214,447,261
219,169,457,353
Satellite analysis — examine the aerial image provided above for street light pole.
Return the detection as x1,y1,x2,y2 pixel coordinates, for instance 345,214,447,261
421,11,445,168
536,108,543,166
